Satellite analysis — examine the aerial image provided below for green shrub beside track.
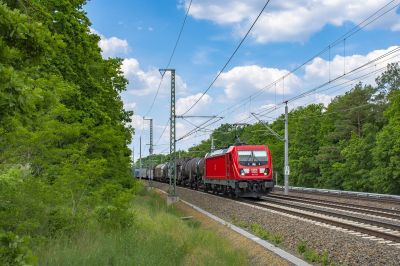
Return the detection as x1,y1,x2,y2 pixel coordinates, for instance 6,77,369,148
35,189,249,266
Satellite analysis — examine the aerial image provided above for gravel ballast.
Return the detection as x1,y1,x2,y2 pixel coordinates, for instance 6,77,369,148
153,181,400,266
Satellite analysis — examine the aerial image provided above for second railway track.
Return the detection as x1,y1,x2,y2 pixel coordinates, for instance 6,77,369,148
268,194,400,220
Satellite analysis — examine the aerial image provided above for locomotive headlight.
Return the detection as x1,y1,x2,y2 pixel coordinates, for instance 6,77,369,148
264,168,270,176
240,169,249,176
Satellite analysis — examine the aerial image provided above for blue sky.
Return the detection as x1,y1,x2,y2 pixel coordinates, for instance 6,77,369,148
83,0,400,158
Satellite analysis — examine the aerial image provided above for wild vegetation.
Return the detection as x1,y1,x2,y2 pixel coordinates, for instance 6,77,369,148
139,63,400,195
0,2,252,265
0,0,137,263
34,188,248,266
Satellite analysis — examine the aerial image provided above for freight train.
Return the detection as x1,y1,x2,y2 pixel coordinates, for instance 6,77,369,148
143,144,274,198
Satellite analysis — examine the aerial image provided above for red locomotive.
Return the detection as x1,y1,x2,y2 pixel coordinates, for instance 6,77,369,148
147,144,274,198
203,145,274,197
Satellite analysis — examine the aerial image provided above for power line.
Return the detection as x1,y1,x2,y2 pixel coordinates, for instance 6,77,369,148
210,0,399,120
250,47,400,120
155,119,169,145
245,58,400,124
143,0,193,118
286,93,400,120
181,0,272,116
182,51,400,137
156,1,399,149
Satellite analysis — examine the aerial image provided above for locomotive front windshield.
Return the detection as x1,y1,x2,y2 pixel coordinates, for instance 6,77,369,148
238,150,268,166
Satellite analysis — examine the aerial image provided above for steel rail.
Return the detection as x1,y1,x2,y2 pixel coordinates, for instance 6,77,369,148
273,187,400,204
269,194,400,220
270,194,400,216
274,186,400,200
261,198,400,231
240,199,400,243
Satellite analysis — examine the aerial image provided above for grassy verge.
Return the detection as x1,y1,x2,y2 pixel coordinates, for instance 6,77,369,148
35,188,248,266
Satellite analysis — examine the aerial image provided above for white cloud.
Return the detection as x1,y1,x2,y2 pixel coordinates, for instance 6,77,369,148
304,46,400,85
138,27,142,30
121,58,188,97
234,92,335,123
124,102,137,110
90,28,131,58
176,93,213,115
214,65,301,101
148,27,153,31
179,0,400,43
130,115,149,130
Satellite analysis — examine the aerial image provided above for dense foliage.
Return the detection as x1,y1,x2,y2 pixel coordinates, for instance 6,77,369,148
0,0,138,263
138,63,400,195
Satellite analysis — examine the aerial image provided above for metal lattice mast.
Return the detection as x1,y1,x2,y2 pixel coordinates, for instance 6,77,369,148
159,69,177,198
284,102,289,195
144,118,153,187
149,119,153,187
139,136,142,182
170,70,177,196
132,146,135,177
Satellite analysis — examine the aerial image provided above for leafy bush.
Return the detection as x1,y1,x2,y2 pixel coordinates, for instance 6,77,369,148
250,223,262,232
322,251,330,265
0,232,38,266
93,185,137,230
271,234,282,246
297,239,307,254
238,221,248,228
304,248,321,262
250,223,271,240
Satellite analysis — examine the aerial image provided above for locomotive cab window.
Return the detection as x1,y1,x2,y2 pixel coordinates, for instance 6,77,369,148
238,150,268,166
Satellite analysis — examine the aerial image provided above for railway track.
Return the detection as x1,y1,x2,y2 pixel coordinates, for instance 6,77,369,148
151,180,400,244
249,198,400,243
273,187,400,205
268,194,400,220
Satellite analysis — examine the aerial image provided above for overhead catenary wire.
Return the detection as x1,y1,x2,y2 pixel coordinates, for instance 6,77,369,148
250,47,400,121
183,50,400,137
285,93,400,121
236,61,397,125
244,58,400,124
143,0,193,118
147,0,399,154
209,0,399,121
155,119,169,145
181,0,272,116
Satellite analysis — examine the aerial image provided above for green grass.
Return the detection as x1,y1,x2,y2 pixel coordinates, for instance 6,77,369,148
238,221,248,228
296,239,331,265
249,223,282,246
35,190,248,266
296,239,307,254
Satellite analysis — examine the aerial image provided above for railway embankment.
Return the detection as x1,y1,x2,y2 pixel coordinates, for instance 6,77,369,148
34,186,249,266
153,181,400,266
153,189,295,266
